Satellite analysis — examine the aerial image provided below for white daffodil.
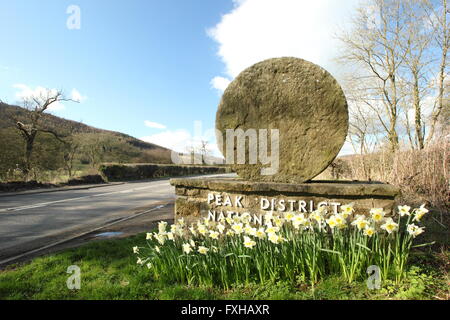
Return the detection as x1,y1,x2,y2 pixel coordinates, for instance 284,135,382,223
241,212,251,224
284,212,295,221
310,210,323,223
189,239,196,247
197,224,207,236
226,229,235,237
209,230,220,240
158,221,168,234
265,225,280,234
177,218,185,227
182,243,192,254
146,233,152,240
407,224,425,238
166,232,174,241
413,204,429,222
363,226,375,237
198,246,209,255
326,216,338,229
146,262,152,269
398,205,411,217
225,216,234,225
154,233,166,245
351,217,369,230
370,208,385,222
255,228,266,239
381,218,399,234
133,246,139,254
155,246,160,253
189,226,197,236
340,203,354,218
232,223,244,234
137,257,144,265
268,233,280,244
217,223,225,234
243,236,256,249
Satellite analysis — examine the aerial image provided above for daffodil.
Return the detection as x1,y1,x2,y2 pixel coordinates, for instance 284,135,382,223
154,233,166,245
146,262,152,269
351,217,369,230
381,218,398,234
398,205,411,217
198,246,209,255
310,210,323,223
370,208,385,222
326,216,337,229
255,227,266,239
189,226,197,236
232,223,244,234
226,229,235,237
268,233,280,244
363,226,375,237
284,212,295,221
133,246,139,254
158,221,167,234
340,203,354,217
209,230,220,240
407,224,425,238
154,246,160,253
182,243,192,254
146,233,152,240
243,236,256,249
217,224,225,234
413,204,429,222
265,225,280,234
197,224,207,236
177,217,185,227
189,239,196,247
137,257,144,265
166,232,174,241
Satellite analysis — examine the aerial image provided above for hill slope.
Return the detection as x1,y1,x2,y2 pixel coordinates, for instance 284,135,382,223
0,103,173,179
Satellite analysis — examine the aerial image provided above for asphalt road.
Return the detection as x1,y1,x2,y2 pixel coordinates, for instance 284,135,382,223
0,174,229,263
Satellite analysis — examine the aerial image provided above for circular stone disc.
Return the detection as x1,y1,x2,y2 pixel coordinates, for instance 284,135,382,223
215,57,348,183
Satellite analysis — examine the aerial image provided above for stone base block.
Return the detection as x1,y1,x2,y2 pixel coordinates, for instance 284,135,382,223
170,177,400,223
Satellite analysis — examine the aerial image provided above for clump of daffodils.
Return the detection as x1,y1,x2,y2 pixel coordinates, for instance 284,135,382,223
134,204,431,288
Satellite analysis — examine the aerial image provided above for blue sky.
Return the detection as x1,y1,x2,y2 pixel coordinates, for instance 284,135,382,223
0,0,360,155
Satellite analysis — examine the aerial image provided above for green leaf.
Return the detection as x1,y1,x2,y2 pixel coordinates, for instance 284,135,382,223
356,243,372,251
319,248,341,255
412,241,435,248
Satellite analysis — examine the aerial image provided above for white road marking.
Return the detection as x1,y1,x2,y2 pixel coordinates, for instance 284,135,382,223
0,182,169,213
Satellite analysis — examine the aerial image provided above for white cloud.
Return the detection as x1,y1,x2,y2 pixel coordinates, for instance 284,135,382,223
140,129,192,152
208,0,360,83
144,120,167,129
13,84,65,111
211,76,231,93
71,88,87,102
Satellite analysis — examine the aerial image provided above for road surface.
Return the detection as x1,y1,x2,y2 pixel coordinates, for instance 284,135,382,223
0,174,230,264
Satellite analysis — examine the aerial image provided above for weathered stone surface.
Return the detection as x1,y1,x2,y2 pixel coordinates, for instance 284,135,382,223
216,57,348,183
171,177,401,220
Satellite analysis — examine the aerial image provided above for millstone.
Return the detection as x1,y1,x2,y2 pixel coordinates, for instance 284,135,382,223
215,57,348,183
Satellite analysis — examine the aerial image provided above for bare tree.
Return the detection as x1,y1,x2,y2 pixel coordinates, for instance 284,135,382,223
5,89,76,179
337,0,409,152
423,0,449,144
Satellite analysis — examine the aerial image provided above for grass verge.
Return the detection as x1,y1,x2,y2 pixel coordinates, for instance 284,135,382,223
0,233,447,300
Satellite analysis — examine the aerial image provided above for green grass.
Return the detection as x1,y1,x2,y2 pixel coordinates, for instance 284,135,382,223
0,233,447,300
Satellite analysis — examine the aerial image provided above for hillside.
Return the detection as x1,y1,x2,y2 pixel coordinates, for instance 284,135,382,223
0,103,173,180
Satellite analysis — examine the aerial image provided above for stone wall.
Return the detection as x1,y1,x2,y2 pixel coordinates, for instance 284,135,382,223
171,177,400,224
100,164,231,182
